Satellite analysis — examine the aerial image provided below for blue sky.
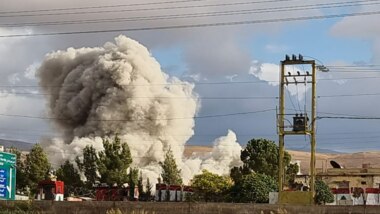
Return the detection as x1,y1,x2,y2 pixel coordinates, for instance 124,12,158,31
1,0,380,153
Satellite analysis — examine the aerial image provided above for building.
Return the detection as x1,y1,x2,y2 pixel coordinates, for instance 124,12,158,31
318,164,380,189
295,164,380,205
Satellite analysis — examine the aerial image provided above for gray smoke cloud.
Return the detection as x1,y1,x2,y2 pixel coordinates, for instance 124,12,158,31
38,35,241,184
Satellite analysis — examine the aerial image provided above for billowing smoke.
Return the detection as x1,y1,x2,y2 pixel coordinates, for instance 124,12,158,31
37,35,241,184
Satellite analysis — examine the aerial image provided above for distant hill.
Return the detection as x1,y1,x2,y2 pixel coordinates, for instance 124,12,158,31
0,139,33,151
184,145,380,174
286,146,343,154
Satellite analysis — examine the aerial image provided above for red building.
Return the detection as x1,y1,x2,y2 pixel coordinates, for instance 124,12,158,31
36,180,64,201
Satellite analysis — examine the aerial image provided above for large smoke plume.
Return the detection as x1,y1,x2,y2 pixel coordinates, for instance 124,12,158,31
38,35,241,184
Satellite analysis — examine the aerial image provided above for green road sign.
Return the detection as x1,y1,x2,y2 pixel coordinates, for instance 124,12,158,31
0,151,16,200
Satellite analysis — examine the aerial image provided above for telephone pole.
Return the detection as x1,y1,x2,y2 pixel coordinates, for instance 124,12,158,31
277,54,320,204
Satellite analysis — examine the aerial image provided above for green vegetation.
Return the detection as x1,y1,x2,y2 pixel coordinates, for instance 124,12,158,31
159,148,183,185
191,170,232,202
191,138,298,203
231,138,298,186
8,147,28,194
8,145,51,197
25,144,51,194
75,145,98,188
97,135,133,186
231,172,277,203
5,136,331,205
105,208,122,214
56,160,83,196
315,179,334,205
144,177,153,201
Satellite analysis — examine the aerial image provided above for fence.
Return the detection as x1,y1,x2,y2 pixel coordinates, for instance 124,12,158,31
1,201,380,214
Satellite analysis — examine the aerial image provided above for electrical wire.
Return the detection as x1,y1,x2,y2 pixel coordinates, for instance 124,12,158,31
326,64,380,67
3,90,380,100
319,92,380,98
2,0,379,28
0,0,304,18
0,108,276,121
0,92,278,100
318,116,380,120
286,89,299,113
0,0,208,14
2,10,380,38
295,84,303,112
1,75,379,90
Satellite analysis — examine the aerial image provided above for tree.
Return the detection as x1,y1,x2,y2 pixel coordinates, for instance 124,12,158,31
230,166,244,184
234,138,299,186
145,178,153,201
159,148,182,185
191,170,232,202
315,179,334,205
97,135,133,186
286,162,299,186
137,171,144,200
76,145,99,187
8,147,28,193
231,172,277,203
240,138,292,178
56,160,83,196
25,144,51,193
128,167,139,200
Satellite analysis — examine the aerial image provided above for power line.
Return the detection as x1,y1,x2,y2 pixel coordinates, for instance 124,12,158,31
0,108,371,122
317,130,380,135
3,125,380,138
0,80,272,88
286,89,298,113
318,116,380,120
0,92,278,100
0,0,207,14
2,10,380,38
2,0,378,28
0,108,275,121
286,108,373,118
0,128,277,138
326,64,380,67
331,68,380,70
319,92,380,98
330,70,380,73
319,76,380,81
0,0,300,18
0,75,380,89
3,90,380,100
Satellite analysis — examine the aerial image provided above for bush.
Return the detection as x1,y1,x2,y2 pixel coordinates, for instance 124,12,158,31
231,173,277,203
315,180,334,205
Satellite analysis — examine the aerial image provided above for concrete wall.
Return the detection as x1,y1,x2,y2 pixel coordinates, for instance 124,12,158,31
1,201,380,214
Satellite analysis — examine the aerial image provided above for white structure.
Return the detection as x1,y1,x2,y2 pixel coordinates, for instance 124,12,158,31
269,192,279,204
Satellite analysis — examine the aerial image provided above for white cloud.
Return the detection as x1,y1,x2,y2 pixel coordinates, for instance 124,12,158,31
265,44,289,53
24,62,40,80
225,74,238,81
330,5,380,62
249,61,314,101
7,73,20,84
249,62,279,86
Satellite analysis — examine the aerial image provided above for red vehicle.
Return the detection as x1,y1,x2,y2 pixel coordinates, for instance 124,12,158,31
95,186,129,201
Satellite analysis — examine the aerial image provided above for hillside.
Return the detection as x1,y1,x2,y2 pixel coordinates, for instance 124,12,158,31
3,141,380,174
184,145,380,174
0,139,33,151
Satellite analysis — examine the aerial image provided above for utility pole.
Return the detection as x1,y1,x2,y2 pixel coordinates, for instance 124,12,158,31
277,54,319,204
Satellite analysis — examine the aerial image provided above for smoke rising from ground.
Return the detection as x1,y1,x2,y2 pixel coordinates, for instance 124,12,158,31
38,35,242,184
